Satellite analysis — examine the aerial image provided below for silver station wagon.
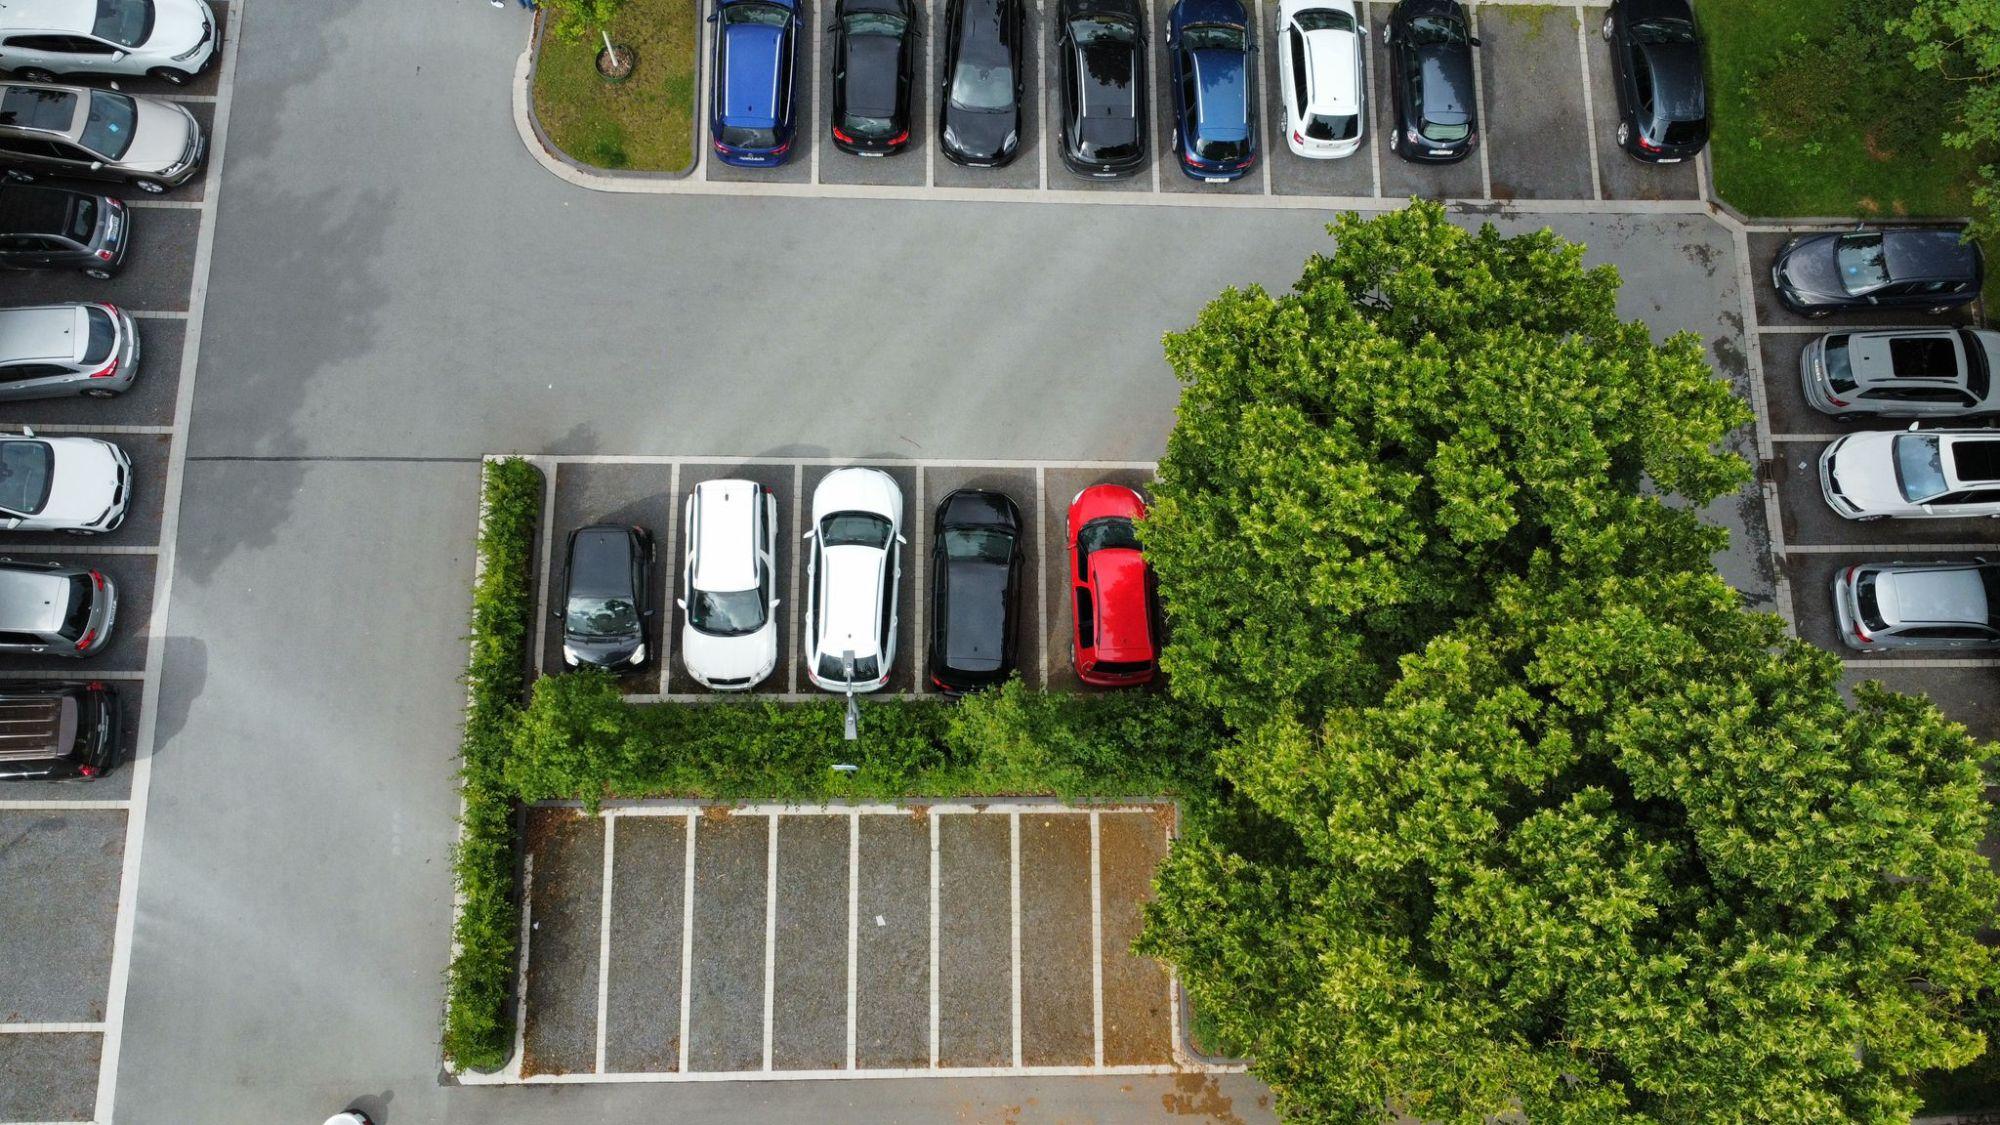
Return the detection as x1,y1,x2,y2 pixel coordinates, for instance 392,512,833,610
0,81,201,192
1832,560,2000,652
1800,327,2000,419
0,301,137,399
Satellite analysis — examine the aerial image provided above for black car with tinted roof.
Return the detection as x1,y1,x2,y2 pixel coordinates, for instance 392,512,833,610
1383,0,1477,163
1601,0,1706,162
557,524,654,671
831,0,917,155
0,182,124,278
1773,226,1983,317
928,489,1022,694
939,0,1025,167
1056,0,1145,177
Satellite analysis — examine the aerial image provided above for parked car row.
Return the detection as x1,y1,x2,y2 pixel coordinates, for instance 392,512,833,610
555,471,1160,694
711,0,1710,180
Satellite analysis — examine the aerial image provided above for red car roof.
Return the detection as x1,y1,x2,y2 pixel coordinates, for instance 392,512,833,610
1089,548,1154,662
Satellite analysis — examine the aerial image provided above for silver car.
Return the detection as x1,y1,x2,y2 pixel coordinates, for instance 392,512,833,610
1831,560,2000,652
1800,328,2000,419
0,556,114,656
0,0,218,86
0,301,136,399
0,82,199,192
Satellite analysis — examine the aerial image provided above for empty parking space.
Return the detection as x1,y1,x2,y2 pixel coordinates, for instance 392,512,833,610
508,802,1185,1082
0,1031,99,1122
1845,665,2000,741
1477,4,1593,200
1262,0,1377,199
537,462,673,694
0,317,186,432
0,808,125,1026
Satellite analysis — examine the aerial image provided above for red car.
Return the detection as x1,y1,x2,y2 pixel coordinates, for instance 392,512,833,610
1067,484,1157,686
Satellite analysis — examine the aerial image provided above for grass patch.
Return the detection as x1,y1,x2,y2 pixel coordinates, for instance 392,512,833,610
530,0,698,173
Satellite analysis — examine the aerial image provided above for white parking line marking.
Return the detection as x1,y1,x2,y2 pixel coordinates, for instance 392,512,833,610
678,812,696,1073
122,198,202,210
912,466,926,690
4,543,158,555
763,813,778,1071
789,463,803,693
511,853,536,1075
925,0,936,188
811,0,824,185
533,461,559,666
124,309,188,320
1787,543,2000,554
1574,5,1602,201
1009,809,1022,1068
1089,809,1103,1068
846,810,860,1070
1770,433,1840,444
1363,1,1381,198
1729,225,1775,463
1038,0,1050,190
1469,6,1492,200
1036,466,1049,687
1761,479,1796,635
4,424,174,436
1256,0,1272,195
595,816,615,1074
146,91,216,104
928,809,940,1068
0,669,143,681
0,1022,106,1033
1694,143,1709,201
460,1060,1241,1084
1846,658,2000,670
661,460,681,695
1755,324,1851,334
584,799,1174,816
0,800,130,811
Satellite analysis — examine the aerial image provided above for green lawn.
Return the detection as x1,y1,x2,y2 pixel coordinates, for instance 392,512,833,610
530,0,698,173
1704,0,1981,220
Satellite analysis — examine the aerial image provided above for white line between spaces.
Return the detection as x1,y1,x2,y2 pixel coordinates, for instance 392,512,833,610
595,815,616,1075
122,198,203,210
567,799,1177,817
1363,0,1382,198
125,309,190,320
0,799,131,811
1846,658,2000,670
788,463,803,693
6,543,160,555
928,810,941,1068
661,460,681,696
846,811,860,1070
509,853,536,1079
1009,809,1022,1069
5,424,174,437
1574,4,1603,202
454,1060,1245,1084
1036,466,1049,688
1785,543,2000,555
1468,5,1492,200
1089,810,1104,1069
677,812,697,1075
762,813,779,1071
1768,434,1840,444
0,1021,107,1034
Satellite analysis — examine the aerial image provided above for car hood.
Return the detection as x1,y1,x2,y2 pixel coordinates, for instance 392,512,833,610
1776,237,1844,298
152,0,212,58
812,469,902,524
943,102,1018,159
42,440,119,523
122,99,194,171
1637,41,1704,120
1827,432,1910,512
682,619,778,680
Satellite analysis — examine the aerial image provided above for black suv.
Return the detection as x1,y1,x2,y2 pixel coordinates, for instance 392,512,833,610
558,524,654,670
0,680,119,780
0,183,126,278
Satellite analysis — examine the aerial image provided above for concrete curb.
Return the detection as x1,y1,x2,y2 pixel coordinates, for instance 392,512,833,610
519,9,700,183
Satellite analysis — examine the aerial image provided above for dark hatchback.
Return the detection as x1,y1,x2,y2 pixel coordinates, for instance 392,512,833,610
0,183,126,278
0,680,118,781
1773,227,1983,317
928,490,1023,694
940,0,1025,166
1056,0,1146,178
1168,0,1256,181
1602,0,1706,162
710,0,802,166
831,0,917,155
558,524,655,671
1384,0,1477,164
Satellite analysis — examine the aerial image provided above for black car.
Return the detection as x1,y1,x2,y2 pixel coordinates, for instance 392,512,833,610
928,489,1022,694
0,184,125,279
1383,0,1477,164
831,0,917,155
1601,0,1706,163
1056,0,1145,178
0,680,118,781
940,0,1025,167
558,524,654,670
1773,227,1984,318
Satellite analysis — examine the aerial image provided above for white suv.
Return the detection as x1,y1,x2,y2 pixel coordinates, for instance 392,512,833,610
0,430,127,533
0,0,218,86
803,468,903,693
1821,427,2000,520
678,478,779,691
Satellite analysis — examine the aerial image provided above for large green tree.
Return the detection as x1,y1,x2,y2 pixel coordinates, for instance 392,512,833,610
1144,202,1751,723
1142,567,2000,1124
1896,1,2000,237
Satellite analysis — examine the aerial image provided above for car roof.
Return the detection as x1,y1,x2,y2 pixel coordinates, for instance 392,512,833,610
1191,50,1249,135
0,85,79,137
1882,228,1981,282
692,480,759,592
818,545,885,658
1298,24,1360,116
1844,331,1968,390
0,305,85,362
0,0,95,35
1877,565,1992,628
941,553,1008,670
1636,40,1704,121
568,525,637,598
0,563,70,634
0,184,77,235
1945,434,2000,486
721,21,787,127
1089,548,1152,660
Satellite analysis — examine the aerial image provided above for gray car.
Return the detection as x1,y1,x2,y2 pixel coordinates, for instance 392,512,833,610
0,556,114,656
1831,559,2000,652
1801,328,2000,420
0,82,201,192
0,301,136,399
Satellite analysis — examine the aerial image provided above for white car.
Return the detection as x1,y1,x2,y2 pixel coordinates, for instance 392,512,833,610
0,431,126,533
0,0,219,86
1820,427,2000,520
1278,0,1363,159
678,478,780,691
803,467,903,693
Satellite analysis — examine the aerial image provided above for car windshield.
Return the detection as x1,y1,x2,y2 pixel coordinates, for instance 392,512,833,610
1836,233,1891,295
1406,14,1464,45
1071,14,1135,44
950,59,1015,110
821,511,892,548
1631,17,1695,44
1179,23,1244,51
1895,434,1948,502
845,9,905,35
691,586,767,636
1076,516,1138,576
566,596,638,638
0,441,53,515
817,651,880,682
944,527,1014,564
1823,335,1856,393
1963,331,1992,398
724,2,792,25
78,92,137,161
92,0,155,48
1290,9,1352,32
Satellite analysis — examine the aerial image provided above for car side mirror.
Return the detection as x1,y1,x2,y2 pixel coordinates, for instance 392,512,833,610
1468,35,1481,46
772,597,782,610
896,534,908,545
87,161,102,171
644,608,657,617
1909,421,1923,431
706,10,717,20
676,597,687,609
802,529,815,540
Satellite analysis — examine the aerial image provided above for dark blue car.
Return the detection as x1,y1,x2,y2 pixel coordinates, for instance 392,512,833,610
1167,0,1256,181
710,0,801,166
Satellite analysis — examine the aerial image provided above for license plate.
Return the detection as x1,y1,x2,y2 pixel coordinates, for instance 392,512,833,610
1429,148,1451,156
1656,157,1682,164
1203,176,1229,183
859,151,884,158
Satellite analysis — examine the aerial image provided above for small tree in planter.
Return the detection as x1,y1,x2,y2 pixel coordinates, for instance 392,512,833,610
542,0,635,81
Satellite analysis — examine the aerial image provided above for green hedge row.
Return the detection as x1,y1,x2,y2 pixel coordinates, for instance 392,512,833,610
441,457,544,1072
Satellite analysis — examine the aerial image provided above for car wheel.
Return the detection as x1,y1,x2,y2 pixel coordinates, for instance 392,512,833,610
130,178,167,194
81,266,113,280
1600,14,1613,40
147,67,192,86
13,68,56,83
82,388,118,399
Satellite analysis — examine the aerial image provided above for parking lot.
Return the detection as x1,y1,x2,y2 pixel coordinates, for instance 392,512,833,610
0,6,236,1121
487,801,1186,1084
530,455,1158,698
532,1,1704,209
